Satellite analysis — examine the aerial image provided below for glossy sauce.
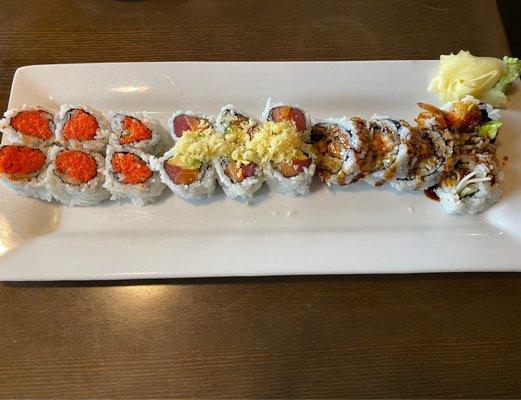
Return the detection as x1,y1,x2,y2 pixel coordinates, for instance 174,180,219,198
424,187,440,201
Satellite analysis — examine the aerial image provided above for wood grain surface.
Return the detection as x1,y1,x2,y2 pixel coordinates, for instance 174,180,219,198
0,0,520,398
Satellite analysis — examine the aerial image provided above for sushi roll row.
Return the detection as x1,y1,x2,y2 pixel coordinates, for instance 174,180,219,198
1,104,164,153
309,113,455,191
0,105,166,206
0,97,505,214
310,96,503,215
152,101,316,200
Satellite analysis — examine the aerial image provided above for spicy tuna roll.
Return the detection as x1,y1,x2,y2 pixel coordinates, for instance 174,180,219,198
152,149,216,200
213,104,263,200
364,117,419,186
168,111,213,142
255,119,315,196
46,146,109,206
104,147,165,206
152,118,218,200
434,150,503,215
310,116,372,186
0,105,56,147
55,105,109,152
260,100,315,195
109,112,162,154
261,99,311,141
0,144,52,201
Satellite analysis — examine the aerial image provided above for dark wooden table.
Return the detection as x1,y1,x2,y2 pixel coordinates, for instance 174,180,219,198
1,0,520,398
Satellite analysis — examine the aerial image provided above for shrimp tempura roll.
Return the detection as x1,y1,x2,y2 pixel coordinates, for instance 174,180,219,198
311,117,372,186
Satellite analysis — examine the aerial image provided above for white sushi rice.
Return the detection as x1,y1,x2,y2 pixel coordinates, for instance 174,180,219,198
214,104,264,200
364,116,419,186
0,105,57,148
0,145,52,201
104,146,165,206
150,148,216,200
391,127,456,191
45,146,110,206
109,111,162,154
261,98,312,141
55,104,109,153
435,150,503,215
167,110,214,142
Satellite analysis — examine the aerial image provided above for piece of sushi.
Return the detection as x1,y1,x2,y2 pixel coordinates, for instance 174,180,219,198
260,99,316,196
213,104,264,200
0,105,56,147
261,99,311,141
364,116,419,186
416,96,501,150
104,146,165,206
310,116,372,186
0,144,52,201
391,126,456,191
153,113,218,200
109,111,162,154
151,147,216,200
168,110,213,142
434,150,503,215
55,104,109,152
263,155,315,196
46,146,110,206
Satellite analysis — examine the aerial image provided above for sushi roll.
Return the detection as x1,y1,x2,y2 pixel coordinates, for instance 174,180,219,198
213,104,263,200
0,144,52,201
416,96,501,150
263,156,315,196
0,105,56,147
152,118,219,200
364,117,419,186
434,150,503,215
260,101,315,195
168,110,213,142
46,146,110,206
109,112,162,154
310,116,372,186
390,126,456,191
55,104,109,152
152,148,216,200
104,146,165,206
261,99,311,141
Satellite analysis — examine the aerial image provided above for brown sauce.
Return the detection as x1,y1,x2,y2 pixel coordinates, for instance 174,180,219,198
424,187,439,202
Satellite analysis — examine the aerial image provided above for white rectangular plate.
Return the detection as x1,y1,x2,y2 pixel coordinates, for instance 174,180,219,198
1,61,520,280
